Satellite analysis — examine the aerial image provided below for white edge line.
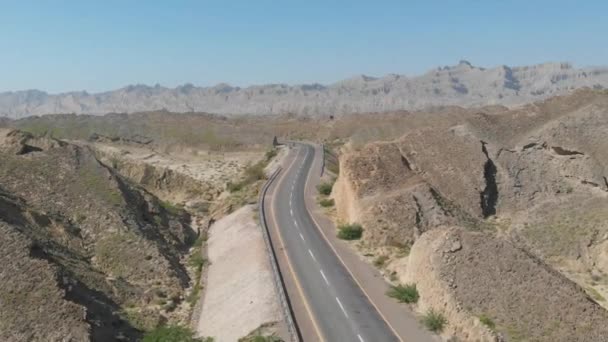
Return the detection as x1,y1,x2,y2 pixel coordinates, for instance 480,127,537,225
303,143,404,342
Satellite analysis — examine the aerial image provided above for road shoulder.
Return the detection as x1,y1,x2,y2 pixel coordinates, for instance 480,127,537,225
303,143,440,342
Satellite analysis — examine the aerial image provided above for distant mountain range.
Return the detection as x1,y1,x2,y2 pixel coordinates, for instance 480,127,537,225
1,61,607,118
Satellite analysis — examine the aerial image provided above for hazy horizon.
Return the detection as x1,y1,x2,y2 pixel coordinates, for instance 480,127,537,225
3,60,603,95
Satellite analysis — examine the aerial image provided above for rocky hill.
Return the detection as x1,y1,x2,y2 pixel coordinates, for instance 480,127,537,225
0,129,197,341
1,62,608,118
332,89,608,341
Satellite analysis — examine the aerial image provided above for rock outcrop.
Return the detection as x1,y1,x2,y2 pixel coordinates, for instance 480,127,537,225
0,129,196,341
333,90,608,340
406,227,608,342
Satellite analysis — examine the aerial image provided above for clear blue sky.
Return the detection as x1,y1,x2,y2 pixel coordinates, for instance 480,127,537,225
1,0,607,93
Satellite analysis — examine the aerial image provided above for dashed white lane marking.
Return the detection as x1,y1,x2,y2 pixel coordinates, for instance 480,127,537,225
290,208,294,216
336,297,349,318
308,249,316,261
357,334,365,342
320,269,330,286
299,232,305,241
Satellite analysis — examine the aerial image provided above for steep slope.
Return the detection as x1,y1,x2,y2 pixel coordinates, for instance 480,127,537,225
332,90,608,341
406,227,608,342
1,62,608,118
0,129,196,341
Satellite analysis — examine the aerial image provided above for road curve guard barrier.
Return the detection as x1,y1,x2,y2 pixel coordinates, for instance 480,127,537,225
258,166,302,342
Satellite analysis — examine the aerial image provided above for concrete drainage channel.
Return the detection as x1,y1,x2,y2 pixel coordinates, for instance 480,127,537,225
258,166,302,342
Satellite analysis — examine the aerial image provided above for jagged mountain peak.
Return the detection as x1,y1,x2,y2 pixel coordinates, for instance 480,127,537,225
1,61,608,118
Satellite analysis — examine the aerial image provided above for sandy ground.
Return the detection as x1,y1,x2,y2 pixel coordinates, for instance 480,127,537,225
92,142,262,186
196,205,282,341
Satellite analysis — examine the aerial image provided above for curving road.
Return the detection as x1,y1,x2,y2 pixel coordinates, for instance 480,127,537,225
267,142,399,342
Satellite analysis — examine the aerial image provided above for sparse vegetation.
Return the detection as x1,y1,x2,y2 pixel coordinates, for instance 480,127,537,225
373,255,389,268
319,198,335,207
323,144,340,175
317,182,333,196
337,223,363,240
239,334,283,342
244,161,267,183
422,309,447,333
386,283,419,303
143,325,211,342
396,243,411,258
226,155,272,195
265,148,278,161
189,253,207,275
587,287,605,302
187,283,202,306
227,181,244,193
479,314,496,330
121,308,159,331
160,200,183,215
187,235,207,306
78,164,123,206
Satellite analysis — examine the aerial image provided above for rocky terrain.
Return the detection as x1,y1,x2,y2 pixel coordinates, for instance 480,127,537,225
332,89,608,341
0,129,199,341
1,62,608,118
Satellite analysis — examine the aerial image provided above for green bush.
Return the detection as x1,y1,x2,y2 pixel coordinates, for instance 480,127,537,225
337,223,363,240
160,200,183,216
143,325,211,342
188,253,207,273
422,309,447,333
327,162,340,175
319,198,335,207
317,182,333,196
386,284,419,303
479,314,496,330
244,162,266,183
373,255,389,268
241,334,283,342
265,149,278,161
227,181,244,193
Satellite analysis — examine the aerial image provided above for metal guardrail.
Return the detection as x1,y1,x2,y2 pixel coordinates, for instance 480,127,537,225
320,143,325,177
258,166,302,342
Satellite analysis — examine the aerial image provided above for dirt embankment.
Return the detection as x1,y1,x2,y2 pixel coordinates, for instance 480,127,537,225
89,142,259,203
406,227,608,342
195,205,284,341
331,90,608,341
0,128,283,341
0,129,195,341
90,138,287,341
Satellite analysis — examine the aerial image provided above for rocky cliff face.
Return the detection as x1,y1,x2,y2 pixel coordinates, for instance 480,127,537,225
2,62,608,118
333,89,608,341
0,129,196,341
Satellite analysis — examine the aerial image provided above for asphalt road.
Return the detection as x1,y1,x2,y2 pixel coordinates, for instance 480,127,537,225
270,143,399,342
